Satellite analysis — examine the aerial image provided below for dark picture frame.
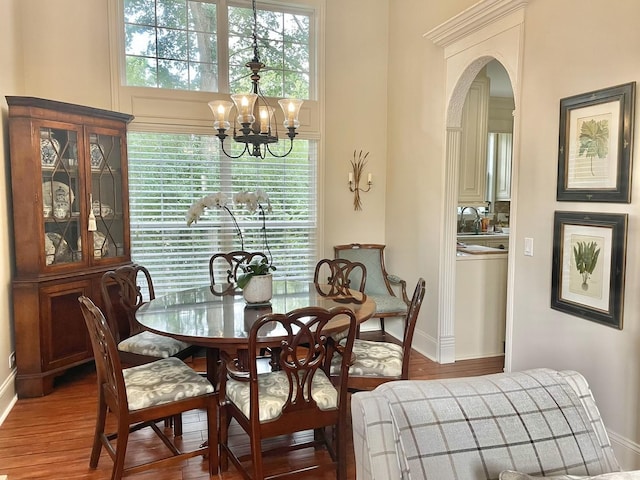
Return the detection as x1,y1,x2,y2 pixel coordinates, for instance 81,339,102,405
551,211,628,329
557,82,636,202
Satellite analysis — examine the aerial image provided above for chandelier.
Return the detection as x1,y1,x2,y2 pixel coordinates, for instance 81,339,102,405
208,0,304,159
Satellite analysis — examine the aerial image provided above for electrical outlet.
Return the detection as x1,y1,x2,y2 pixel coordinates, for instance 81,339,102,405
9,352,16,369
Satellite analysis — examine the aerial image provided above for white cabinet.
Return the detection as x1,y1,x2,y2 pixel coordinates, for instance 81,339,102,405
489,133,513,201
458,74,489,206
487,96,514,203
455,255,507,360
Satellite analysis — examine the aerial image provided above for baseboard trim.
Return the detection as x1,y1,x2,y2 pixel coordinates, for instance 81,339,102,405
0,370,17,427
412,329,437,361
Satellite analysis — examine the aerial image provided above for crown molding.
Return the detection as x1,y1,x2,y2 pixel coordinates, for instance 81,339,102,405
425,0,529,47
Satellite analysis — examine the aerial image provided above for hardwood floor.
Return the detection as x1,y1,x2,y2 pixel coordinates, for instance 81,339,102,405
0,334,504,479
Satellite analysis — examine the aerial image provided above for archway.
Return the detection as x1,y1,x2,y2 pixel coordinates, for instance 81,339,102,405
425,0,527,367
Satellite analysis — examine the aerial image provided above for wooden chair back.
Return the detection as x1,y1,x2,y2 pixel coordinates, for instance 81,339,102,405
400,278,426,379
209,250,268,295
313,258,367,297
101,263,155,343
219,305,357,479
79,295,126,415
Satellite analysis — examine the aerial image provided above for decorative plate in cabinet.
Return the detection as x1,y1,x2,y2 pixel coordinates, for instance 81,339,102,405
40,131,60,168
42,181,75,219
77,231,113,259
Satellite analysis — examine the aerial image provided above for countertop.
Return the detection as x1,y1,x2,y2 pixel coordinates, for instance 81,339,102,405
457,232,509,240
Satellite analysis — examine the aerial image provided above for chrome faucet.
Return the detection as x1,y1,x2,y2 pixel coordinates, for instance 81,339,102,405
459,206,481,233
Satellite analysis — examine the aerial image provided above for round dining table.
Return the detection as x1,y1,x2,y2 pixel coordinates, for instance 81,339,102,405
135,280,376,381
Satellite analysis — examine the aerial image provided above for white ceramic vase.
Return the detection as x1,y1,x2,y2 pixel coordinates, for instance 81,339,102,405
242,273,273,304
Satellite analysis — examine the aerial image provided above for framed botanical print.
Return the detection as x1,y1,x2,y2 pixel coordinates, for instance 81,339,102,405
551,211,628,329
557,82,635,202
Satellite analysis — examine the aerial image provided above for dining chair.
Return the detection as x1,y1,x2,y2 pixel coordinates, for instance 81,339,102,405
209,250,268,295
77,296,217,480
100,263,198,367
334,243,410,333
313,257,367,297
101,263,199,434
314,258,366,343
218,306,358,480
331,278,426,391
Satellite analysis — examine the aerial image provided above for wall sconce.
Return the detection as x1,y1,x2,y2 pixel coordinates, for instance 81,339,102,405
348,150,372,211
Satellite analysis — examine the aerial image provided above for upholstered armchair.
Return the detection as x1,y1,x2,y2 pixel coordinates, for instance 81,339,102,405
334,243,409,333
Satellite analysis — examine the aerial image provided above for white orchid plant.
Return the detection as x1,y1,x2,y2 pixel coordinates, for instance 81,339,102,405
186,189,275,285
186,189,272,226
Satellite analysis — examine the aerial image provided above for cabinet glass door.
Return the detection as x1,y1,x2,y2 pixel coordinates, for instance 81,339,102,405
88,130,126,260
41,126,82,267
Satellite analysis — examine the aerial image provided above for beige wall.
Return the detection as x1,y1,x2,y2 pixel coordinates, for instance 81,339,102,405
0,0,22,421
322,0,389,256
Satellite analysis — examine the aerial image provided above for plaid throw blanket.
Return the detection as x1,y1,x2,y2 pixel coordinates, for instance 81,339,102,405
351,369,619,480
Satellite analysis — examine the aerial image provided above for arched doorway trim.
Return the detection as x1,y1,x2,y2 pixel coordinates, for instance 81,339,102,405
425,0,527,366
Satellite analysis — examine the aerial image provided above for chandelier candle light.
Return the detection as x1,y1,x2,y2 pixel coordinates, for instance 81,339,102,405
208,0,304,159
349,150,373,211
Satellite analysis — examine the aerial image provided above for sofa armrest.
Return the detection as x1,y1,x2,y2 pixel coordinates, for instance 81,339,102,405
351,391,403,480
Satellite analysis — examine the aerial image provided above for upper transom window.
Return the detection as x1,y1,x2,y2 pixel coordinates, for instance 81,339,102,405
123,0,311,99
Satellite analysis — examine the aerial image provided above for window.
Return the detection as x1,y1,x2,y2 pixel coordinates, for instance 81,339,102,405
117,0,320,295
124,0,218,91
122,0,311,98
128,132,317,295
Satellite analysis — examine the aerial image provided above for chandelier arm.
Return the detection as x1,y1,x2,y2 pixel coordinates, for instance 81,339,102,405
265,138,295,158
219,138,250,159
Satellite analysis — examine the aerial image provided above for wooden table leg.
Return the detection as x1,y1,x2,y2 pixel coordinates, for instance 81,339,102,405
206,347,220,389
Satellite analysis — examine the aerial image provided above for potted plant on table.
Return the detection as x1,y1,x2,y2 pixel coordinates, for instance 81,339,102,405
237,256,276,304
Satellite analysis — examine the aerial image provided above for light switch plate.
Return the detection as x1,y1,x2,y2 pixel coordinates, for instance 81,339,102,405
524,237,534,256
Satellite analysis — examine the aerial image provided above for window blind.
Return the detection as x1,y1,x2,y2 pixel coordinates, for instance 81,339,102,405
127,131,317,296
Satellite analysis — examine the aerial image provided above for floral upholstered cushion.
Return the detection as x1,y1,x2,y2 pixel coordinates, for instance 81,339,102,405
499,471,637,480
118,330,191,358
123,356,214,411
225,370,338,422
330,339,403,378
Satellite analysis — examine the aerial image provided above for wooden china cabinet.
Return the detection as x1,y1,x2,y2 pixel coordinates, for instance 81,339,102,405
6,96,134,397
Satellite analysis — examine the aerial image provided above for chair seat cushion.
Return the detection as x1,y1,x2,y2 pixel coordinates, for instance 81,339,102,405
368,294,407,315
330,339,403,378
118,330,191,358
226,370,338,422
123,357,214,411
